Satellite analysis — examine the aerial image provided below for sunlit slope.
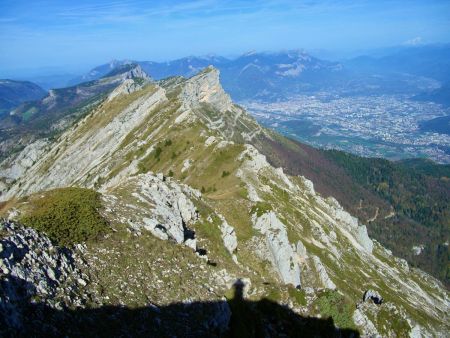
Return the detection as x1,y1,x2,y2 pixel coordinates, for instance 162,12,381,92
1,66,448,336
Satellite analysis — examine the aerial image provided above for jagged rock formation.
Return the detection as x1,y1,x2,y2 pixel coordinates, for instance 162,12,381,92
363,289,383,305
0,139,49,196
253,211,302,287
218,215,238,257
312,256,336,290
180,66,232,112
0,221,89,332
111,173,199,246
0,66,449,337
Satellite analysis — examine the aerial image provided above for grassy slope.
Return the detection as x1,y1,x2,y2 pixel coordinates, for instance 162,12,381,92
253,131,449,287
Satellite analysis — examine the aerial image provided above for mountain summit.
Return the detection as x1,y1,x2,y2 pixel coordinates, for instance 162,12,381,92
0,67,448,336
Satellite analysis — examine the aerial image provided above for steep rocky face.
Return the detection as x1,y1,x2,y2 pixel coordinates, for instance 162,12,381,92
0,66,449,336
180,66,233,112
252,211,302,287
0,221,90,334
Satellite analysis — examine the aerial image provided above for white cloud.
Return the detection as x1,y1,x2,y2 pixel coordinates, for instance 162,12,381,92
403,36,423,46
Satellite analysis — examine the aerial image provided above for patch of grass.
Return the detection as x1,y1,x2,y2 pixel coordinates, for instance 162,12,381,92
376,306,411,336
313,290,356,330
20,187,109,247
288,286,307,306
250,201,273,217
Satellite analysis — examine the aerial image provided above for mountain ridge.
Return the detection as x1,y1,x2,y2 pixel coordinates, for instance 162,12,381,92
0,66,448,336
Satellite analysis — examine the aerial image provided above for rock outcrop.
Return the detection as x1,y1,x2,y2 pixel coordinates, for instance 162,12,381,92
252,211,301,287
312,256,336,290
180,66,232,113
127,174,199,245
353,309,380,338
218,215,238,257
0,221,88,332
0,139,48,182
363,289,383,305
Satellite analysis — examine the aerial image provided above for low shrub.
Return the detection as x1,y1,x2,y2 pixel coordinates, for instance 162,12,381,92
20,187,109,247
314,290,356,330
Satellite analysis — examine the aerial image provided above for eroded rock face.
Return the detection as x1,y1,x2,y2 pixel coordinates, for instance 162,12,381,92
0,221,88,332
353,308,380,338
2,84,168,201
180,66,232,113
363,289,383,305
107,77,150,102
253,211,301,287
312,256,336,290
218,215,238,257
327,197,374,253
118,173,199,246
0,139,49,182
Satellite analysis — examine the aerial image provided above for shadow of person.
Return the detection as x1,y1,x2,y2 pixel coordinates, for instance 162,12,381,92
1,276,360,338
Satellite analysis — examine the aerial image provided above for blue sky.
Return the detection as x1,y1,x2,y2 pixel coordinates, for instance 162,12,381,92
1,0,449,74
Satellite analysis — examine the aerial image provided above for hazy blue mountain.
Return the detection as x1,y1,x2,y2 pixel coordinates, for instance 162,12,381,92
73,51,344,101
67,60,134,86
218,50,345,100
0,79,47,117
414,82,450,107
70,46,450,102
68,56,229,86
139,55,229,79
345,44,450,82
419,115,450,136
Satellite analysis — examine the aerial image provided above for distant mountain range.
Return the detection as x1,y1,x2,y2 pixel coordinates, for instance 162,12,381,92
414,82,450,107
64,44,450,102
3,44,448,105
343,44,450,82
0,80,46,117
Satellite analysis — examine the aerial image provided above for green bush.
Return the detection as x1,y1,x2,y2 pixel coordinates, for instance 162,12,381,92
20,187,109,247
222,170,230,178
314,290,356,330
154,146,162,159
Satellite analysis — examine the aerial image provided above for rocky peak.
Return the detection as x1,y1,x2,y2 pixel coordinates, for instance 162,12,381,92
104,63,152,82
124,64,151,81
180,66,232,112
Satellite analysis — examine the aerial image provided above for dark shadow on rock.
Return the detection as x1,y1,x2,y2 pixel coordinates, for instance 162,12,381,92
1,276,360,338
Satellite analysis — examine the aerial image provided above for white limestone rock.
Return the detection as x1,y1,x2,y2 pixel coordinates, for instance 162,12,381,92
327,197,374,254
218,215,237,256
181,159,192,173
0,139,49,181
296,241,307,258
107,77,149,102
312,255,336,290
180,66,232,113
0,220,89,330
205,136,217,147
356,224,374,253
353,309,380,338
123,173,198,246
253,211,301,287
